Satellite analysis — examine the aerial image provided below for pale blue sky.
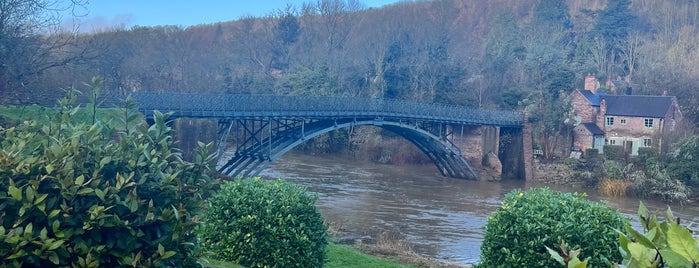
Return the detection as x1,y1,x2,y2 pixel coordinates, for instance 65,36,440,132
68,0,400,31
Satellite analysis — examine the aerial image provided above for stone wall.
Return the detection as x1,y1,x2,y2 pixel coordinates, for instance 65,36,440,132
531,159,580,184
173,118,219,161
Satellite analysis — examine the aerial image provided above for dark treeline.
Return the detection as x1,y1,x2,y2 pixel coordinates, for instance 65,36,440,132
3,0,699,128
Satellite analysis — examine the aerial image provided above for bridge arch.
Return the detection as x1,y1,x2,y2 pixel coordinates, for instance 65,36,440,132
126,92,524,180
218,118,477,180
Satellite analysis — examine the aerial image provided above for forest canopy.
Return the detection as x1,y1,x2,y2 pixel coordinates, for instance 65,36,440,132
3,0,699,127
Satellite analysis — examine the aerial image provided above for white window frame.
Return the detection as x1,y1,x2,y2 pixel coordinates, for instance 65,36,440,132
644,118,654,128
606,116,614,126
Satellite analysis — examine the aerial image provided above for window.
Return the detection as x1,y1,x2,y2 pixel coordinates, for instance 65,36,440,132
620,119,627,125
606,139,616,145
644,118,654,128
643,138,652,147
606,116,614,126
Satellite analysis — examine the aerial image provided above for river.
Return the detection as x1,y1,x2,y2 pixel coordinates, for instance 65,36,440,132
256,152,699,265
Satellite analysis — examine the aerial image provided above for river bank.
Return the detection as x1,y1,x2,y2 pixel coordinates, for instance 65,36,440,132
258,152,699,266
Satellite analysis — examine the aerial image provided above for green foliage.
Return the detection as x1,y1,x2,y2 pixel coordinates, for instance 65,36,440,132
604,160,624,179
0,90,215,267
603,145,625,162
635,147,658,165
478,188,627,268
279,65,339,96
668,135,699,187
563,157,580,169
584,148,599,157
629,162,690,203
617,202,699,267
325,244,408,268
199,178,328,268
593,0,635,40
546,240,589,268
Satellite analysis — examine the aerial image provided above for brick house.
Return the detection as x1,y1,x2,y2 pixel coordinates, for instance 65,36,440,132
570,75,682,155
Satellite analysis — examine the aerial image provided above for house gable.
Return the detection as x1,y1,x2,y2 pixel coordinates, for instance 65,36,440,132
568,75,683,156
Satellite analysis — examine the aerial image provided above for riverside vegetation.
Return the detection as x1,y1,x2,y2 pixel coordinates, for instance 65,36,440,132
4,92,699,267
0,87,421,267
0,89,216,266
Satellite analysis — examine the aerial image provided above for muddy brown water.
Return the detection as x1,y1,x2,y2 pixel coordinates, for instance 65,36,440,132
252,153,699,265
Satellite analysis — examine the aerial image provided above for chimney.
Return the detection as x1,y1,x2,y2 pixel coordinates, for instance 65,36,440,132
662,90,668,96
597,98,607,130
584,74,598,93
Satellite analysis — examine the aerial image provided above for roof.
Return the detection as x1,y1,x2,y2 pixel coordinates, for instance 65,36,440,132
578,89,603,106
603,95,675,118
581,122,604,135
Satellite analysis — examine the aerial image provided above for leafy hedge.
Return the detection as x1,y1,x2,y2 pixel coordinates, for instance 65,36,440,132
478,188,628,267
0,90,215,267
199,178,328,267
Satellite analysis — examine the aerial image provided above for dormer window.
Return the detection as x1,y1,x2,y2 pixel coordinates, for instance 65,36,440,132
644,118,654,128
606,116,614,126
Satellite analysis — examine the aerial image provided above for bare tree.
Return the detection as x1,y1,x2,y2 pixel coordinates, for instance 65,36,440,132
0,0,89,103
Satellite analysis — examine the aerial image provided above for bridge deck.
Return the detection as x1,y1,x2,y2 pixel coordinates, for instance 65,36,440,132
129,93,524,127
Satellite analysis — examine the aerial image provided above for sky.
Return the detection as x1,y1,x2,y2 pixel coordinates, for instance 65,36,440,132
67,0,401,31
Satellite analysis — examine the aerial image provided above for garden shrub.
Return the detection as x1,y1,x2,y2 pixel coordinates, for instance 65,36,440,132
635,147,657,165
563,157,580,169
668,135,699,187
478,187,628,268
584,148,599,157
603,145,625,162
199,178,328,267
0,89,215,267
604,160,624,179
630,162,690,203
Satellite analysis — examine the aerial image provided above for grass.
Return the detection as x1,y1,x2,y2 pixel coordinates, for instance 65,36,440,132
1,104,123,120
328,243,412,268
0,104,134,128
598,178,631,197
201,243,413,268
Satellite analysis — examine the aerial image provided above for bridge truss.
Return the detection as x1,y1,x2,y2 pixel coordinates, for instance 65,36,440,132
128,93,524,180
217,117,477,179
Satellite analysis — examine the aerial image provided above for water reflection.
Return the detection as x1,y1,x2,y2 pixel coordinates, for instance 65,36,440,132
258,153,699,265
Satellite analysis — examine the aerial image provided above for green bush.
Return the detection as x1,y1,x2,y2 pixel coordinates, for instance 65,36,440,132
563,157,580,169
584,148,599,157
668,135,699,187
604,160,624,179
478,188,628,268
635,147,657,165
630,162,690,203
199,178,328,267
603,145,625,162
0,90,215,267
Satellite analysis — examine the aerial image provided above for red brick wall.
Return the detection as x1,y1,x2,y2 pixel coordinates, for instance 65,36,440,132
603,116,658,138
570,90,596,122
573,124,594,150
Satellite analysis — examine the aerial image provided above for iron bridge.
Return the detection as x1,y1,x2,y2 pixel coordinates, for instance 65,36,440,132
129,93,524,180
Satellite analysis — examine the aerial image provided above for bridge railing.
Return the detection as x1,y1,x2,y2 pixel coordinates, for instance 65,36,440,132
118,93,524,127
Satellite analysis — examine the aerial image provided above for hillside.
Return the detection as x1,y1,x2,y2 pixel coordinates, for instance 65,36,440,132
3,0,699,128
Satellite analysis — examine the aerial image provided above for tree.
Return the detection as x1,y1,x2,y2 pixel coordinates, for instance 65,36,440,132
0,0,89,101
591,0,636,77
271,6,301,71
482,11,524,104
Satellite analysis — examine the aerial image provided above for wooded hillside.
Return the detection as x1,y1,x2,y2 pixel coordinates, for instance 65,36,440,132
3,0,699,128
